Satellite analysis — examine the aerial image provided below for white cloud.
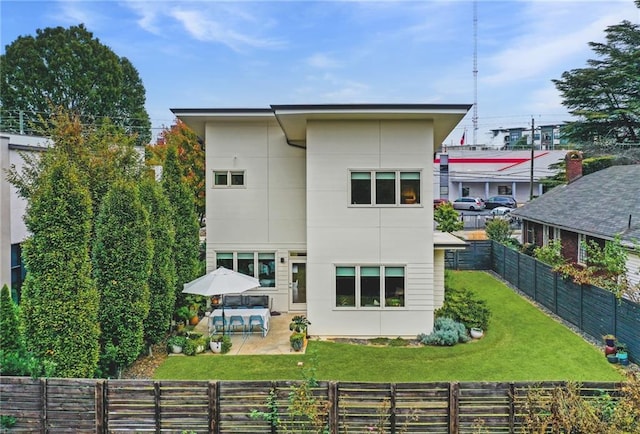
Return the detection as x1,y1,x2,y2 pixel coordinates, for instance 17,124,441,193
482,3,637,86
306,53,342,69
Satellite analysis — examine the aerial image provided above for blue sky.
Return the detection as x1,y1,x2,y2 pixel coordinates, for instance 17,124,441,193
1,0,638,145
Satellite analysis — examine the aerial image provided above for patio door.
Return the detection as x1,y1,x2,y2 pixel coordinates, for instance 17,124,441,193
289,259,307,311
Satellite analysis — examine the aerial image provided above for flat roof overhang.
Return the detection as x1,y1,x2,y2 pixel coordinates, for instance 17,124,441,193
172,104,471,147
434,231,468,250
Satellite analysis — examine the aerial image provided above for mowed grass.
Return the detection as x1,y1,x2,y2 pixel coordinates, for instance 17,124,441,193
154,271,624,382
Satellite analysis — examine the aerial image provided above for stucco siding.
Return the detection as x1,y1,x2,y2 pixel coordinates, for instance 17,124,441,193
203,120,306,313
305,119,435,337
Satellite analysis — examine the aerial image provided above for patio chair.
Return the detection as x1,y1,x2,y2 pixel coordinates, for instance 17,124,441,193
210,315,226,334
228,315,246,336
248,315,266,337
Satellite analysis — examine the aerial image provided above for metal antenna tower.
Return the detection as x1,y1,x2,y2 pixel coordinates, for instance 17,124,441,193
472,0,478,147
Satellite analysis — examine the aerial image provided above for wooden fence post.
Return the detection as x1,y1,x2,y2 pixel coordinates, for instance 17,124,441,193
154,381,161,433
389,383,397,433
508,382,515,433
95,380,105,434
209,380,219,434
328,381,338,434
449,382,459,434
40,378,47,434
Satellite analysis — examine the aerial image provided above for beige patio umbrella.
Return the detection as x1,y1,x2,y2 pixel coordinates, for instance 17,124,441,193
182,266,260,335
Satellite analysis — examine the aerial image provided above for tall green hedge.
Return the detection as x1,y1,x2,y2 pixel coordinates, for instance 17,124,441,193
140,178,177,346
93,180,152,377
20,155,100,377
162,146,200,307
0,284,22,353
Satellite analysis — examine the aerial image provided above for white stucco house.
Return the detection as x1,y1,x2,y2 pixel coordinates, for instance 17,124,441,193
172,104,470,337
0,133,51,299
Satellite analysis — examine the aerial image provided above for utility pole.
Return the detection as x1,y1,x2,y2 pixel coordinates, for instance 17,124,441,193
472,0,478,147
529,117,535,200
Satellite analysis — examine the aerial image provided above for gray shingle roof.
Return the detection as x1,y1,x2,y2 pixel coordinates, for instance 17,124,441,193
511,165,640,245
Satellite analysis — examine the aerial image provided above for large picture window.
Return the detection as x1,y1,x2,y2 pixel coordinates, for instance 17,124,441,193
350,170,420,206
215,252,276,287
335,265,405,308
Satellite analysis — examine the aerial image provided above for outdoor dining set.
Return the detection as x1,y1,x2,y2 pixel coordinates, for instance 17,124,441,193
208,294,271,337
182,266,272,338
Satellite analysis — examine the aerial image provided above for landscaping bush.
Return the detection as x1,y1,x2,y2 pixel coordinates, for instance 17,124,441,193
418,317,470,346
435,285,491,330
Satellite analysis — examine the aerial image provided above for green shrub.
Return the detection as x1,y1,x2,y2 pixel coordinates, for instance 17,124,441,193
0,350,56,377
418,317,470,346
436,286,490,330
485,219,512,243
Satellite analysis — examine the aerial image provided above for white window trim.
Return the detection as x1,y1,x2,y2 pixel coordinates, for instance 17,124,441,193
334,264,406,309
213,170,246,188
349,169,422,207
215,251,276,288
577,234,587,265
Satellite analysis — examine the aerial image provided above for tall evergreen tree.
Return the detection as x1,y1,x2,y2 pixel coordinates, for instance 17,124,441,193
0,284,23,354
162,146,200,306
20,154,100,377
553,3,640,162
93,180,152,377
140,177,177,349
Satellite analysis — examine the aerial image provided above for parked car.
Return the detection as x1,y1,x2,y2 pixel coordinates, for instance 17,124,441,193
452,197,485,211
433,198,450,209
485,206,514,223
484,195,517,209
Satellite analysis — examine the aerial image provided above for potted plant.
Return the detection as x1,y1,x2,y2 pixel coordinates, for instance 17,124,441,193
209,334,225,353
189,302,201,326
603,334,616,347
616,343,629,366
470,327,484,339
167,335,187,354
290,332,305,351
289,315,311,335
176,306,192,329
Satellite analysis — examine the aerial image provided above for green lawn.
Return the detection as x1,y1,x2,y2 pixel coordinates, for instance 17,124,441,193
154,271,624,382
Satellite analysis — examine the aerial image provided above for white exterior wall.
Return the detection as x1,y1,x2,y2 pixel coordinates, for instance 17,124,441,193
0,136,10,288
305,120,435,338
204,120,306,312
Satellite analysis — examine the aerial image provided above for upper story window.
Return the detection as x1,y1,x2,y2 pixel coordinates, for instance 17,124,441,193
214,170,245,188
350,170,420,206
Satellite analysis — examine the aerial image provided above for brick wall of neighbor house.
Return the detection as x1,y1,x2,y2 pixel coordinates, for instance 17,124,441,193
561,231,579,263
523,221,544,246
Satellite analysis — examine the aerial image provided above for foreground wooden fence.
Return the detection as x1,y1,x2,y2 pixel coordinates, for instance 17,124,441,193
0,377,620,433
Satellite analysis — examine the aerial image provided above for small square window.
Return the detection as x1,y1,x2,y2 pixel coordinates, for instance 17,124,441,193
214,170,245,187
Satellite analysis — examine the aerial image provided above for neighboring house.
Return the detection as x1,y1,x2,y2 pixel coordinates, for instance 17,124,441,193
511,152,640,290
172,104,470,337
0,133,51,300
434,149,567,204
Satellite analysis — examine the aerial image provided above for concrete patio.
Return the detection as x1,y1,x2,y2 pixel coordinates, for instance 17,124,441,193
193,311,303,355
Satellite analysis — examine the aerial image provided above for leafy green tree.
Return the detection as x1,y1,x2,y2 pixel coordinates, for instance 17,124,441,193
0,284,22,354
162,146,200,306
147,120,206,223
93,180,152,377
140,178,177,350
20,154,100,377
485,219,512,244
434,203,464,233
6,109,143,219
540,155,617,190
553,3,640,162
0,24,151,145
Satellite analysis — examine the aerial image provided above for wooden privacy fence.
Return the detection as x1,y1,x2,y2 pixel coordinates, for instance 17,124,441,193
446,240,640,364
0,377,621,433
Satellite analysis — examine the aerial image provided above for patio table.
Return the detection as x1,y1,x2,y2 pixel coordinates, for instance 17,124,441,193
210,307,270,336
